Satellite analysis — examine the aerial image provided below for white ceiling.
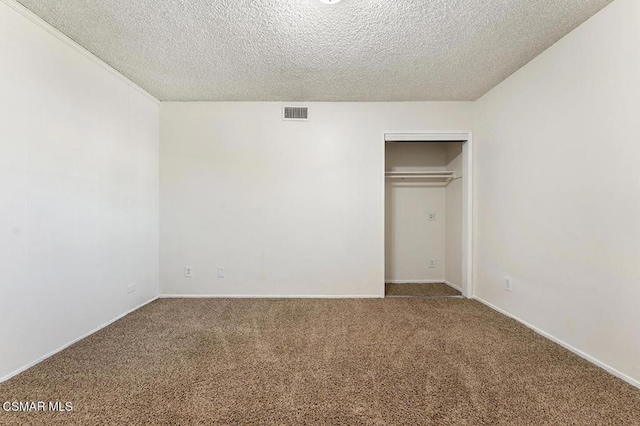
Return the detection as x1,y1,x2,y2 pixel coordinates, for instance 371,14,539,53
16,0,612,102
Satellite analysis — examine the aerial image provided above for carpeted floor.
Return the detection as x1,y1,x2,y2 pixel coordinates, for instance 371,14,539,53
385,283,462,297
1,298,639,425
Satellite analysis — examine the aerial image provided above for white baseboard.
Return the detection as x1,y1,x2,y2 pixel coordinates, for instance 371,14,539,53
443,280,463,292
472,296,640,390
385,279,445,284
0,296,158,383
160,294,383,299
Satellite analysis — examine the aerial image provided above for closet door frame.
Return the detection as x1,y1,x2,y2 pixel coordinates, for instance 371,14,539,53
382,132,474,297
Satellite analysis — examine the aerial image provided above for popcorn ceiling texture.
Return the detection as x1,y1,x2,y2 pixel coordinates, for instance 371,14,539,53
15,0,612,101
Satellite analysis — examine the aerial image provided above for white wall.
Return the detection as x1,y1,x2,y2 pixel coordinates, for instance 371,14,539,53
160,102,473,296
385,143,448,282
474,0,640,385
444,143,463,288
0,1,160,381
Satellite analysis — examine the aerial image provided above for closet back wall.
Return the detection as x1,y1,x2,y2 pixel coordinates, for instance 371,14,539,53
385,143,448,282
160,102,473,296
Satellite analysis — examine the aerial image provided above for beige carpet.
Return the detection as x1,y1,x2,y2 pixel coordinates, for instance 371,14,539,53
1,298,639,425
385,283,462,297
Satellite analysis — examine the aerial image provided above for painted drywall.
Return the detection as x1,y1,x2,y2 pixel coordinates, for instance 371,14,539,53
160,102,473,296
0,1,160,381
385,143,448,282
474,0,640,384
445,143,463,288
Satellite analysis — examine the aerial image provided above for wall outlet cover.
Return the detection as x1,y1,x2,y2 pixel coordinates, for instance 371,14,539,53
185,266,193,278
505,277,513,292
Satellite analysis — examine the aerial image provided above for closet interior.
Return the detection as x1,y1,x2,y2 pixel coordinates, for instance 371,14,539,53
385,141,464,297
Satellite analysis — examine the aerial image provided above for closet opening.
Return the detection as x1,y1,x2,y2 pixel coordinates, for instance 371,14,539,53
383,133,472,298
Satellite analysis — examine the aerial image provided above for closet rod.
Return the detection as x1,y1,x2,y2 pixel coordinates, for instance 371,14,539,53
385,171,454,174
385,171,456,179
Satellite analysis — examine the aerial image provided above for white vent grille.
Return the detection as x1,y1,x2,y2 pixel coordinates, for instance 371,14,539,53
283,106,309,121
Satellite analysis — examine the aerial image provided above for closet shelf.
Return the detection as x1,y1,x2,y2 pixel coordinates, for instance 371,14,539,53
385,171,456,182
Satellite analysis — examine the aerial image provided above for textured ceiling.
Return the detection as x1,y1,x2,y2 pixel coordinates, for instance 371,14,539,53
16,0,612,101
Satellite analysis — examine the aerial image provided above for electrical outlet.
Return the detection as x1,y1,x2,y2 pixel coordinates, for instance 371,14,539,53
184,266,193,278
217,267,225,278
429,259,436,268
504,277,513,292
428,213,437,221
127,283,137,294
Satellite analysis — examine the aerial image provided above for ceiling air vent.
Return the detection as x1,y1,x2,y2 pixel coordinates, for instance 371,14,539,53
283,106,309,121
